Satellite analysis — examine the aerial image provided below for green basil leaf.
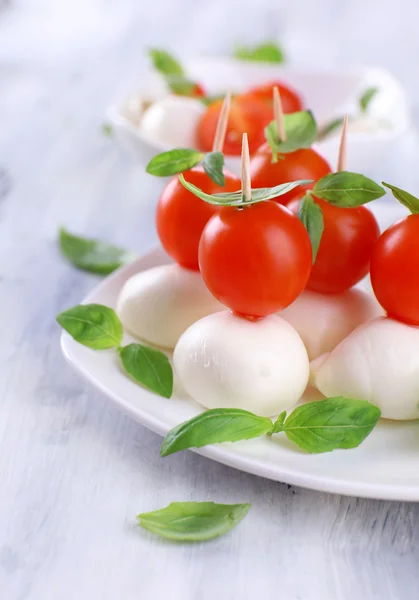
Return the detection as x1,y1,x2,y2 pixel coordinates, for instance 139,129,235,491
360,87,379,112
149,48,184,77
160,408,273,457
146,149,204,177
316,116,344,141
281,397,381,453
59,228,135,275
203,151,225,186
179,174,312,206
234,41,285,64
167,75,197,96
57,304,123,350
137,501,251,542
312,172,385,207
119,343,173,398
382,182,419,214
270,411,287,434
200,94,226,107
298,194,324,263
265,111,317,156
101,123,113,137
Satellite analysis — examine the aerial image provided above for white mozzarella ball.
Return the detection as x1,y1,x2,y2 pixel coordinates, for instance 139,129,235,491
174,311,309,417
116,264,223,349
140,96,205,147
311,317,419,420
279,288,383,360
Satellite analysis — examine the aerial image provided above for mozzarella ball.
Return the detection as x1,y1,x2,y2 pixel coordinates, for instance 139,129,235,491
174,311,309,416
116,264,223,349
310,317,419,420
279,287,383,360
140,96,205,147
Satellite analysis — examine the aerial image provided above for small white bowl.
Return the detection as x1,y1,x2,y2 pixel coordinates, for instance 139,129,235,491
107,57,410,174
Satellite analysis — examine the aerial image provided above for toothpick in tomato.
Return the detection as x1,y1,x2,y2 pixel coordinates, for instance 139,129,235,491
245,80,303,114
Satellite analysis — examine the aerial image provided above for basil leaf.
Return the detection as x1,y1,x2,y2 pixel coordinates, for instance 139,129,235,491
167,76,197,96
203,151,225,186
57,304,123,350
200,94,225,107
148,48,184,77
137,501,251,542
119,343,173,398
382,182,419,214
312,172,385,207
298,194,324,263
59,228,135,275
160,408,273,457
270,411,287,434
146,149,204,177
316,116,344,141
281,397,381,453
234,41,285,64
265,111,317,156
101,123,113,137
179,174,312,206
360,87,378,113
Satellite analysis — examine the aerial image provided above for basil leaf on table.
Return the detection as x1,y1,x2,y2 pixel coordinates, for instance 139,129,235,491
276,397,381,453
57,304,123,350
146,149,204,177
298,194,324,263
359,87,379,112
312,172,385,207
119,343,173,398
137,501,251,542
160,408,273,457
203,151,225,187
382,182,419,214
59,228,135,275
148,48,184,77
265,111,317,160
234,41,285,64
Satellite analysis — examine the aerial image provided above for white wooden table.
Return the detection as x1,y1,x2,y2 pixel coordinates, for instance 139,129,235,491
1,1,419,598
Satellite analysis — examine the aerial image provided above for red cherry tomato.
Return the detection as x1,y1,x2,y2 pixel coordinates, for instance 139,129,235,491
198,201,312,317
245,80,303,114
156,166,240,270
196,95,272,156
250,143,332,205
288,196,380,294
370,214,419,325
191,82,206,98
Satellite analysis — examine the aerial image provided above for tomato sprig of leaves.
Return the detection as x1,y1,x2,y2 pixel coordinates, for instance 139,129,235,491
264,110,318,162
57,304,173,398
146,148,226,186
148,48,198,97
160,397,381,457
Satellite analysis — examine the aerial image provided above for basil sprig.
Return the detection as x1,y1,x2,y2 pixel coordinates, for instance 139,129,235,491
382,182,419,214
137,501,251,541
57,304,173,398
265,110,318,161
59,228,135,275
298,194,324,263
203,151,225,186
146,148,226,186
179,174,311,207
360,86,378,113
148,48,197,97
234,41,285,64
312,172,385,207
160,397,380,456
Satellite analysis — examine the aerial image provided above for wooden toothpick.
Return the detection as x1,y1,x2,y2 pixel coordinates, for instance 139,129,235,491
212,91,231,153
273,86,286,142
241,133,252,203
336,114,348,172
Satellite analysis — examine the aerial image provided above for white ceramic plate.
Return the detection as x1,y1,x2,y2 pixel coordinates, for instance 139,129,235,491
107,57,410,174
61,233,419,500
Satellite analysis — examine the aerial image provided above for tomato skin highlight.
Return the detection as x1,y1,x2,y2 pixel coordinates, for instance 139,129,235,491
156,166,240,271
370,214,419,326
288,196,380,294
198,201,312,317
245,80,303,114
196,95,272,156
250,143,332,205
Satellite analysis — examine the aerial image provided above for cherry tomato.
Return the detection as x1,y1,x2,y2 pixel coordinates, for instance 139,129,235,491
370,214,419,325
191,82,206,98
196,95,272,155
245,80,303,114
156,166,240,270
288,196,380,294
198,201,312,317
250,143,332,205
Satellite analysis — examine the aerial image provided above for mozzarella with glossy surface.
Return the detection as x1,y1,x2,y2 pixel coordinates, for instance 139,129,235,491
116,264,224,349
279,288,383,360
174,311,309,416
311,317,419,420
140,95,205,147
